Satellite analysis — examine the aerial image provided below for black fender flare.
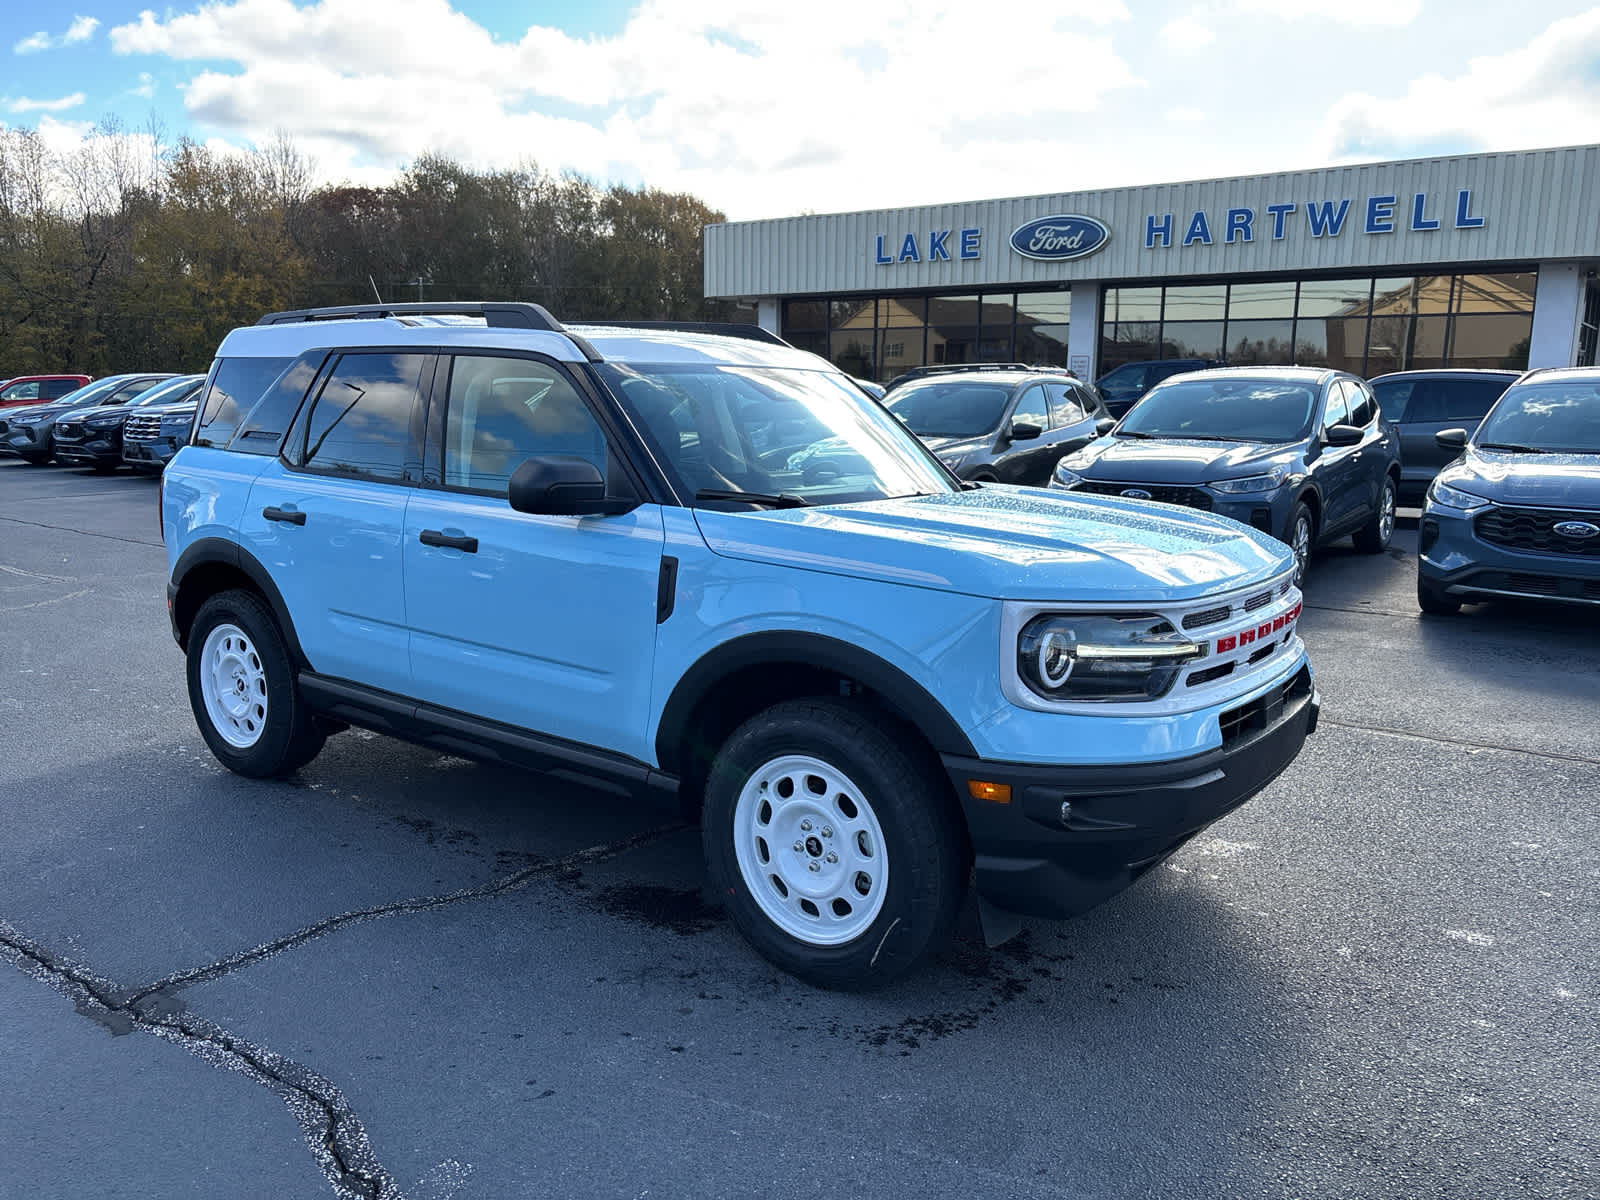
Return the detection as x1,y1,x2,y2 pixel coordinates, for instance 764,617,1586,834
169,537,310,668
654,631,977,771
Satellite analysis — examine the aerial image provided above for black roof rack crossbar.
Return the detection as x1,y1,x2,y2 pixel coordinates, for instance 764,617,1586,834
575,320,791,348
255,301,567,332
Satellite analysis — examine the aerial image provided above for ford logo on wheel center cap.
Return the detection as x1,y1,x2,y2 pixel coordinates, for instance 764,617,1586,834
1009,214,1111,261
1121,488,1152,499
1553,520,1600,539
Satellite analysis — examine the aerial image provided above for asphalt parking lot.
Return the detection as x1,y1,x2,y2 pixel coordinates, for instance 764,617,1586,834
2,458,1596,1200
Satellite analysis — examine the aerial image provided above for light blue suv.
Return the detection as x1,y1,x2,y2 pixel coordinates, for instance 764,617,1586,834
162,303,1319,988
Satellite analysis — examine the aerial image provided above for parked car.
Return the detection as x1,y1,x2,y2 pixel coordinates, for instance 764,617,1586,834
1049,367,1401,583
161,301,1316,988
1368,369,1519,503
0,374,175,463
882,368,1114,485
1095,358,1216,417
0,374,93,409
123,377,213,473
54,374,206,471
882,362,1059,393
1417,367,1600,613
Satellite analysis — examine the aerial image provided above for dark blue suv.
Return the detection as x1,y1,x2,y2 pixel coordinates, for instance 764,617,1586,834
1049,367,1401,582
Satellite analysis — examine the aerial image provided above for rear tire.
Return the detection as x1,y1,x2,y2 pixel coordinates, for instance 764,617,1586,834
702,698,967,989
1353,476,1396,553
1417,576,1460,616
187,589,325,777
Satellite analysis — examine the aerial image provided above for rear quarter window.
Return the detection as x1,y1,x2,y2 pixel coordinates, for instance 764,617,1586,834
194,357,295,448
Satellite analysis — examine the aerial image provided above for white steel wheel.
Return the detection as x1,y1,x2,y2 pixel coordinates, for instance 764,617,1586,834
199,623,269,749
732,753,889,946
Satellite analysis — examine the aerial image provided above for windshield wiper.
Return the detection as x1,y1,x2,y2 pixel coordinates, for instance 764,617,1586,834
1476,442,1545,454
1116,430,1157,439
1175,434,1246,442
695,488,811,508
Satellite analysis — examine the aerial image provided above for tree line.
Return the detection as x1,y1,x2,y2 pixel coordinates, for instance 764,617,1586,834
0,122,732,377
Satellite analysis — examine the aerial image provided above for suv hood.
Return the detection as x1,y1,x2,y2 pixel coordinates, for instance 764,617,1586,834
1071,435,1295,483
1442,448,1600,507
693,485,1291,603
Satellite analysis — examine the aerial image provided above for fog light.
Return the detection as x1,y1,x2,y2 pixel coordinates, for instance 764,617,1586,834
1420,518,1440,554
968,780,1011,804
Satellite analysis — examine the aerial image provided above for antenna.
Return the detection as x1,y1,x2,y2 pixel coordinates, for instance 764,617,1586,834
368,275,383,303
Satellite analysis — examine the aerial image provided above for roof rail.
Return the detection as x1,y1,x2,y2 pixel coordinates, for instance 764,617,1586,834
883,363,1073,391
255,301,567,332
575,320,791,348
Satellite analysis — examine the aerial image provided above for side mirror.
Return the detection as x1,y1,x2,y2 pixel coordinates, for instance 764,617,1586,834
1324,423,1363,448
508,455,636,516
1009,421,1043,442
1434,428,1469,451
1094,417,1116,436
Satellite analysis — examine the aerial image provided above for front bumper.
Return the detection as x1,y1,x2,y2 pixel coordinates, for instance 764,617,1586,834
1419,504,1600,607
1051,478,1291,540
944,665,1317,919
55,434,122,466
124,437,182,470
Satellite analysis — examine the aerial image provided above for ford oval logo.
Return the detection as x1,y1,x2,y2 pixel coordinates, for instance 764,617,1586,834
1553,520,1600,539
1121,488,1151,499
1009,214,1110,261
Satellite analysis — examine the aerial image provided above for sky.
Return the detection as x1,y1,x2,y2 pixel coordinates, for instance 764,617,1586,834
3,0,1600,221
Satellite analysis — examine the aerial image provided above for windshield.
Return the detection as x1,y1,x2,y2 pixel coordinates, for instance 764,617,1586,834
1473,381,1600,453
884,381,1013,438
1116,378,1317,443
130,376,204,407
47,376,126,408
596,363,956,506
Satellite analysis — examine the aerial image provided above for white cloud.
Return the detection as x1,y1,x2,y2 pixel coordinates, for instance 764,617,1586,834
1167,106,1205,123
1160,15,1215,51
1235,0,1420,27
1323,8,1600,161
6,94,88,114
14,15,101,54
132,73,157,99
109,0,1140,216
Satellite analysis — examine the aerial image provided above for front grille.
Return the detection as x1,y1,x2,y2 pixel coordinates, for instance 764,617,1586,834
1460,570,1600,603
1475,506,1600,558
1243,588,1274,613
55,422,83,440
124,413,162,442
1182,604,1231,630
1187,662,1234,687
1072,480,1213,511
1219,666,1312,747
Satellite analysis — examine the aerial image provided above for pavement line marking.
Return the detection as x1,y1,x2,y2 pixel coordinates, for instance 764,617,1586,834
0,514,162,547
0,587,92,613
1321,716,1600,769
0,562,76,583
0,822,684,1199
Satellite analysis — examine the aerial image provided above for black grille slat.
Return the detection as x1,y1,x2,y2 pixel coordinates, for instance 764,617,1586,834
1072,481,1213,511
1186,662,1235,687
1182,604,1231,631
1475,507,1600,558
1243,589,1273,612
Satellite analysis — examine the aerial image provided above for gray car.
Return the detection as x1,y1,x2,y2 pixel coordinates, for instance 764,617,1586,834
1369,369,1518,504
884,368,1113,485
1418,367,1600,613
1049,367,1402,583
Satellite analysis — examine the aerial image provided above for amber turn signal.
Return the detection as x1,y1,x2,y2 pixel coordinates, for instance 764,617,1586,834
967,780,1011,804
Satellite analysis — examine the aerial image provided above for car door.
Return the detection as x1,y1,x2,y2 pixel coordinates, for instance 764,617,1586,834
1343,377,1392,518
992,383,1050,484
239,351,426,697
1311,379,1366,536
1034,382,1099,485
402,351,665,763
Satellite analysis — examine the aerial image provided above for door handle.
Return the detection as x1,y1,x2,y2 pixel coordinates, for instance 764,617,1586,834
419,529,479,553
262,506,306,525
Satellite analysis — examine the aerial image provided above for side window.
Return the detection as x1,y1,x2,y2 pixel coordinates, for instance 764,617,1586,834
1347,380,1377,427
44,380,78,399
299,353,426,482
229,356,325,456
195,358,295,448
1372,379,1411,422
1044,383,1085,428
1321,381,1351,433
1452,379,1513,422
1010,384,1049,430
442,354,614,497
3,381,41,401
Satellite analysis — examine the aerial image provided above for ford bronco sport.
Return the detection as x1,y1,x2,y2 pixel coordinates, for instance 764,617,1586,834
162,302,1318,988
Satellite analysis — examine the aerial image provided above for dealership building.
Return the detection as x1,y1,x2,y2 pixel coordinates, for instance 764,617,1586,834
703,143,1600,385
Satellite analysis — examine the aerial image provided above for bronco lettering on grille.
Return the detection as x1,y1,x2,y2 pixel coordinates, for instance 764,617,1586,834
1214,602,1301,654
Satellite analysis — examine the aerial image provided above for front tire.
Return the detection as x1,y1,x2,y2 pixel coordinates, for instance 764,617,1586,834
1417,575,1460,615
702,698,967,989
1353,476,1396,553
1285,502,1315,586
19,450,51,465
187,589,325,777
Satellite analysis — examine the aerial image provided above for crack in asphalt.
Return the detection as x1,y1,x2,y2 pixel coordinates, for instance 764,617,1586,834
0,821,686,1199
0,514,163,547
1321,715,1600,768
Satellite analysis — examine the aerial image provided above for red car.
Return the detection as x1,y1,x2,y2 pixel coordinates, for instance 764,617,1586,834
0,375,93,409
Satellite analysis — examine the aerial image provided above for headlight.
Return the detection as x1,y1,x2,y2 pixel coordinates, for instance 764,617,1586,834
1051,461,1081,488
1017,613,1203,702
1427,479,1492,514
1209,467,1287,494
86,416,121,429
939,454,967,472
